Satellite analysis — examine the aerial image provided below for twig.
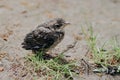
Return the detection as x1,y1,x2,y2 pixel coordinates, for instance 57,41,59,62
62,40,77,53
81,58,90,75
85,49,90,57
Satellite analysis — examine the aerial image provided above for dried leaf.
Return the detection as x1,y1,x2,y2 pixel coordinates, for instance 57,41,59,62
73,34,82,40
0,30,13,41
0,67,4,72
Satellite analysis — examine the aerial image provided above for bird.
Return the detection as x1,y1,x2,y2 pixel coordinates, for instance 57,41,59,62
22,18,70,53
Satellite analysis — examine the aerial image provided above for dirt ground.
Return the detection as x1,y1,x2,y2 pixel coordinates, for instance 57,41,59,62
0,0,120,80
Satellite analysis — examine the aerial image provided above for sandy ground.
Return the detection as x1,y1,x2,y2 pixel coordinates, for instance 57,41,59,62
0,0,120,80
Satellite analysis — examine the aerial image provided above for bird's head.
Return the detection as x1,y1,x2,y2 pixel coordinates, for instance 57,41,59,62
51,18,70,30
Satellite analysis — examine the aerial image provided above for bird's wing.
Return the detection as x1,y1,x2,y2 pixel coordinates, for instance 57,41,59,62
43,30,64,49
22,27,64,51
22,27,51,50
32,29,64,50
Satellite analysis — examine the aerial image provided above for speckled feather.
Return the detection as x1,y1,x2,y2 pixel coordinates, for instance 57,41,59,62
22,18,68,52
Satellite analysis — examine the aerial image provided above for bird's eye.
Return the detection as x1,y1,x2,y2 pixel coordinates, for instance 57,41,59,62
55,23,59,26
54,24,60,28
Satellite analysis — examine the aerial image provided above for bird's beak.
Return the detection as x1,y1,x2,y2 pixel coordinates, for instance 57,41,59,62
64,22,70,26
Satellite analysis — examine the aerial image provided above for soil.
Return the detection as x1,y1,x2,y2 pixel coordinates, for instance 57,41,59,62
0,0,120,80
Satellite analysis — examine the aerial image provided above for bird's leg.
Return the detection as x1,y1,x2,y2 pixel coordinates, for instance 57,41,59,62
32,50,40,60
32,50,37,54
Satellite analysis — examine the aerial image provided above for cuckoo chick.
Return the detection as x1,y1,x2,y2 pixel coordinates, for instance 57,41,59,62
22,18,70,53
